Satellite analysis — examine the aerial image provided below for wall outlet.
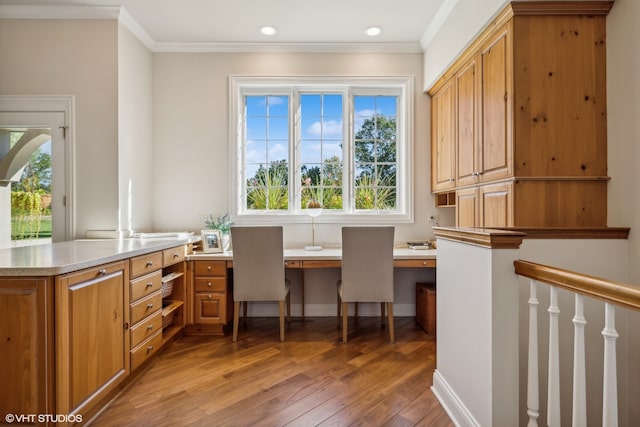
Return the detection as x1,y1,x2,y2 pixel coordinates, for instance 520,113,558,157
429,214,440,223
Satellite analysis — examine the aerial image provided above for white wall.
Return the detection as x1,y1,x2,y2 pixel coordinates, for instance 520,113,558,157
117,23,154,233
151,51,453,244
0,19,120,238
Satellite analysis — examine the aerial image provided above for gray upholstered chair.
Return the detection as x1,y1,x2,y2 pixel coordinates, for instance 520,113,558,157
230,226,290,342
337,226,395,343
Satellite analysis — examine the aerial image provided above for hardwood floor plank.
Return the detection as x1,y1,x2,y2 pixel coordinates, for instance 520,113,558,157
91,317,452,427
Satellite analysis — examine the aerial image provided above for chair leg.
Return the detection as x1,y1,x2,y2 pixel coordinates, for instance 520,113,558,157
342,301,348,343
232,301,240,342
355,302,359,318
380,302,385,324
387,302,395,344
279,301,285,342
286,292,291,324
243,301,248,324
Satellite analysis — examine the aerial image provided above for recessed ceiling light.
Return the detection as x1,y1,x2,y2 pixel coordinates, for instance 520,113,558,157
365,26,382,37
260,26,277,36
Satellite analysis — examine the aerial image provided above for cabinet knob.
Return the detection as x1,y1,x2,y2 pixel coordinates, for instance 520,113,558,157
422,261,427,266
147,303,154,309
147,324,154,330
207,282,212,287
207,294,212,299
146,261,154,267
146,282,153,288
147,345,154,353
97,268,107,276
207,265,212,271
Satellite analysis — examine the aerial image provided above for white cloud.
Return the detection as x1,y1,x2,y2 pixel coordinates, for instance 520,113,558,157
307,119,343,137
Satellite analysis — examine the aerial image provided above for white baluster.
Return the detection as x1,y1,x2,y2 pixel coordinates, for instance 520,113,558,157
548,286,561,427
602,302,618,427
572,294,587,427
527,280,540,427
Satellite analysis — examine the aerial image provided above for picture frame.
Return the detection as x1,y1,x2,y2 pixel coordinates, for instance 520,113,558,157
201,229,223,253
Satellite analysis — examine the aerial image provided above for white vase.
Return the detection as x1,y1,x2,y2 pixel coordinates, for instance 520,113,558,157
222,233,231,252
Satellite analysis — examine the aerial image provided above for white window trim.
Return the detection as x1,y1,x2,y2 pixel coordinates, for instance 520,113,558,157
228,76,413,225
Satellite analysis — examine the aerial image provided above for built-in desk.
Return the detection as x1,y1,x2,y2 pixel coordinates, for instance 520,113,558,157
188,247,436,319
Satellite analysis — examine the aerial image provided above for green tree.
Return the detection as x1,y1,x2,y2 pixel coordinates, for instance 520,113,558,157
11,148,51,193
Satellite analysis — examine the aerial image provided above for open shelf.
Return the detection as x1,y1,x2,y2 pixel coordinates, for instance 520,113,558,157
435,191,456,207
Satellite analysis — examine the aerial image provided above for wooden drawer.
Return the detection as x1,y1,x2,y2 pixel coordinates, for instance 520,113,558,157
130,251,162,279
130,310,162,348
130,290,162,325
130,330,162,371
394,259,436,268
194,261,226,276
194,277,227,292
163,246,186,267
284,259,301,268
130,270,162,302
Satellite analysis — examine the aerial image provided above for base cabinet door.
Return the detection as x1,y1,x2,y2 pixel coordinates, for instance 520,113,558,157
194,292,226,323
0,278,52,420
55,261,129,425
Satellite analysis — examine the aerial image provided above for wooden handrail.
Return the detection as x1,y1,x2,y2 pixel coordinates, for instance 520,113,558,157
514,259,640,311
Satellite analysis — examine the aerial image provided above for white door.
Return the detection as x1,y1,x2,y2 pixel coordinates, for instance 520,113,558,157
0,111,68,243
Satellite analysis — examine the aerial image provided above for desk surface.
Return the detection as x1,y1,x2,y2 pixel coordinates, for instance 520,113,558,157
188,247,437,267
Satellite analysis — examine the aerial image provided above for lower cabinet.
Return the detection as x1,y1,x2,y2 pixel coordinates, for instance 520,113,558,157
455,179,607,228
456,181,514,228
189,260,233,335
55,260,129,425
0,277,53,420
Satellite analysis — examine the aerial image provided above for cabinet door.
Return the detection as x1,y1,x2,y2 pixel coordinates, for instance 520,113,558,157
195,292,226,324
479,181,513,227
56,261,129,422
431,76,456,192
480,24,512,182
456,55,481,187
456,187,478,227
0,278,52,418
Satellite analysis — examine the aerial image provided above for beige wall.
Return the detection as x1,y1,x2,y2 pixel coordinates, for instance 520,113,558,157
0,19,119,238
118,23,153,233
151,52,452,245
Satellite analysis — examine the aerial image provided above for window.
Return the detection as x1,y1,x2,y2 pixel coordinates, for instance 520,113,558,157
230,77,413,224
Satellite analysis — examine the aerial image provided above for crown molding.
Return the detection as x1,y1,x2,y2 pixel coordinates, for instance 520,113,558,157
420,0,458,50
1,4,423,54
0,4,120,20
153,42,422,54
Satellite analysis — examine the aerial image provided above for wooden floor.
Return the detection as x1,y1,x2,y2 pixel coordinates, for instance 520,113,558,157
91,316,452,427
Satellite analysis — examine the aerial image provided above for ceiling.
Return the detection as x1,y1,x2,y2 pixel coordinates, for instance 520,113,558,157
0,0,454,52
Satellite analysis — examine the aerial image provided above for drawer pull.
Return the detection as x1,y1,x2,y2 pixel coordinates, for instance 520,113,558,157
147,303,154,309
147,324,154,330
208,294,212,299
98,268,107,276
146,282,153,288
173,253,179,259
207,282,212,287
147,345,154,353
146,260,154,267
422,261,427,266
207,265,212,271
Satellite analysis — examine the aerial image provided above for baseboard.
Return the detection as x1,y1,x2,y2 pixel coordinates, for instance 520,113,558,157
239,303,415,317
432,370,481,427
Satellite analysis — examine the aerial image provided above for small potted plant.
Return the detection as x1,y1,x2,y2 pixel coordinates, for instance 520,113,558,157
204,213,233,251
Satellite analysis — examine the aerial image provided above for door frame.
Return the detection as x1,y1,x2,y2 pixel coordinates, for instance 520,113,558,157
0,95,75,241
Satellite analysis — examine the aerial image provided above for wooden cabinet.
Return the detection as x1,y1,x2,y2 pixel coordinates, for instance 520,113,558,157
160,245,187,343
431,76,456,192
55,260,129,424
429,1,612,227
0,278,53,420
190,260,232,335
129,252,162,372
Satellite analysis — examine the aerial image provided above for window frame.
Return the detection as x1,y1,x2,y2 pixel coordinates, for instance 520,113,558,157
229,76,413,225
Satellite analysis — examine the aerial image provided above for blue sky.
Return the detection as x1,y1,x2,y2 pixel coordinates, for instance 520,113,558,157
244,94,396,179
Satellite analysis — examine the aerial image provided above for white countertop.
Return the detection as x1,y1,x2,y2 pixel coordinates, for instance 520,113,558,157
0,237,197,276
0,239,435,277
